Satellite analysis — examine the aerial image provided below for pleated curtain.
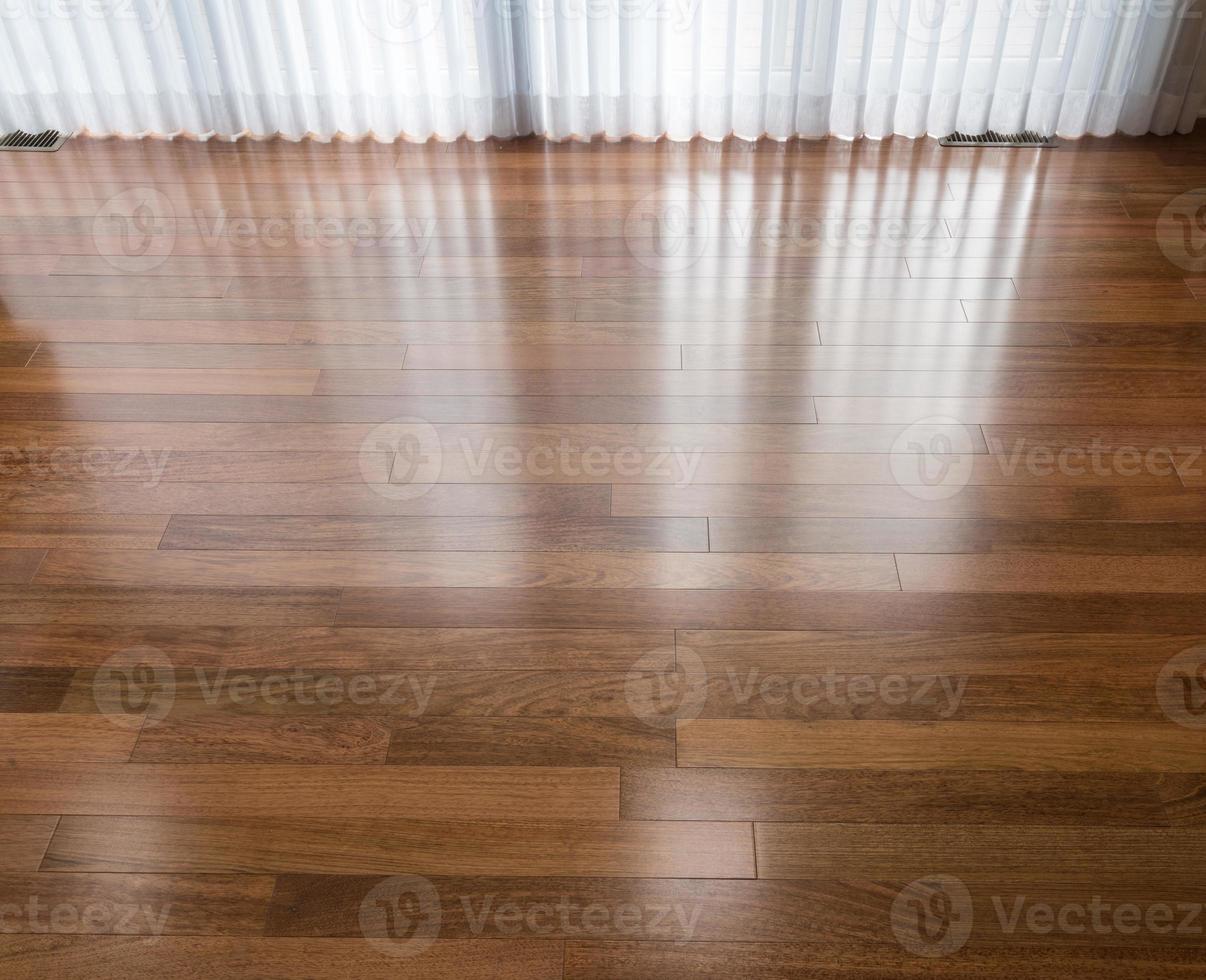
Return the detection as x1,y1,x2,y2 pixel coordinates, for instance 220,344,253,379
1,0,1204,142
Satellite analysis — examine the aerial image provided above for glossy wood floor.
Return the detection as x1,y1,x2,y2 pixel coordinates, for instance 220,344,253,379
2,133,1206,977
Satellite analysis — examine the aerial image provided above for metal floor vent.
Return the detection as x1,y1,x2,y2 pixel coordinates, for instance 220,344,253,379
0,129,68,152
940,130,1053,148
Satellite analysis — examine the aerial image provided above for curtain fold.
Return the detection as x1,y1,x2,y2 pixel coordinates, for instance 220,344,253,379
1,0,1203,141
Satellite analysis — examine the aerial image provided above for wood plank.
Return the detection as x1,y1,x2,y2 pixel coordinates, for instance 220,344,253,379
0,937,562,979
403,345,682,369
0,392,809,423
265,874,895,942
0,453,394,484
563,941,1205,979
0,668,74,712
0,516,168,549
37,549,901,591
0,483,611,515
311,369,1206,399
0,550,45,584
754,824,1206,882
0,716,136,763
428,452,1180,487
0,626,673,670
0,319,297,344
620,768,1169,824
333,588,1206,632
817,321,1068,346
897,556,1206,593
676,720,1206,771
129,713,669,770
0,874,273,935
815,396,1206,425
0,587,340,625
0,296,583,321
31,343,407,369
679,629,1197,678
611,485,1206,520
129,715,393,764
62,667,687,719
158,516,710,552
54,255,423,278
709,519,1206,554
0,420,986,453
421,257,583,276
41,816,754,877
0,275,231,298
577,297,968,321
295,319,822,345
222,276,1014,303
682,345,1203,371
0,344,37,366
0,765,618,820
0,817,59,872
963,298,1206,323
385,717,675,767
0,369,319,396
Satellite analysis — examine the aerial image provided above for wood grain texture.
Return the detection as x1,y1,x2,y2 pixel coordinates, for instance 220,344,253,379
0,626,673,670
0,764,618,819
753,824,1206,882
0,817,59,871
0,483,612,515
0,874,273,935
675,720,1206,771
34,549,902,590
8,132,1206,976
0,516,168,549
333,587,1206,632
619,768,1170,824
0,938,563,979
157,516,710,552
563,941,1206,979
0,550,44,584
40,816,754,877
896,555,1206,592
0,716,137,763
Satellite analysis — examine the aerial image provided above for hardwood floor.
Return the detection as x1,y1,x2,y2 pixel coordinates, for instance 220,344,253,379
2,132,1206,976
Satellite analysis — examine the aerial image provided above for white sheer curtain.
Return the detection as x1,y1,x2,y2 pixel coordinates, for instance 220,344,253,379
1,0,1203,142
